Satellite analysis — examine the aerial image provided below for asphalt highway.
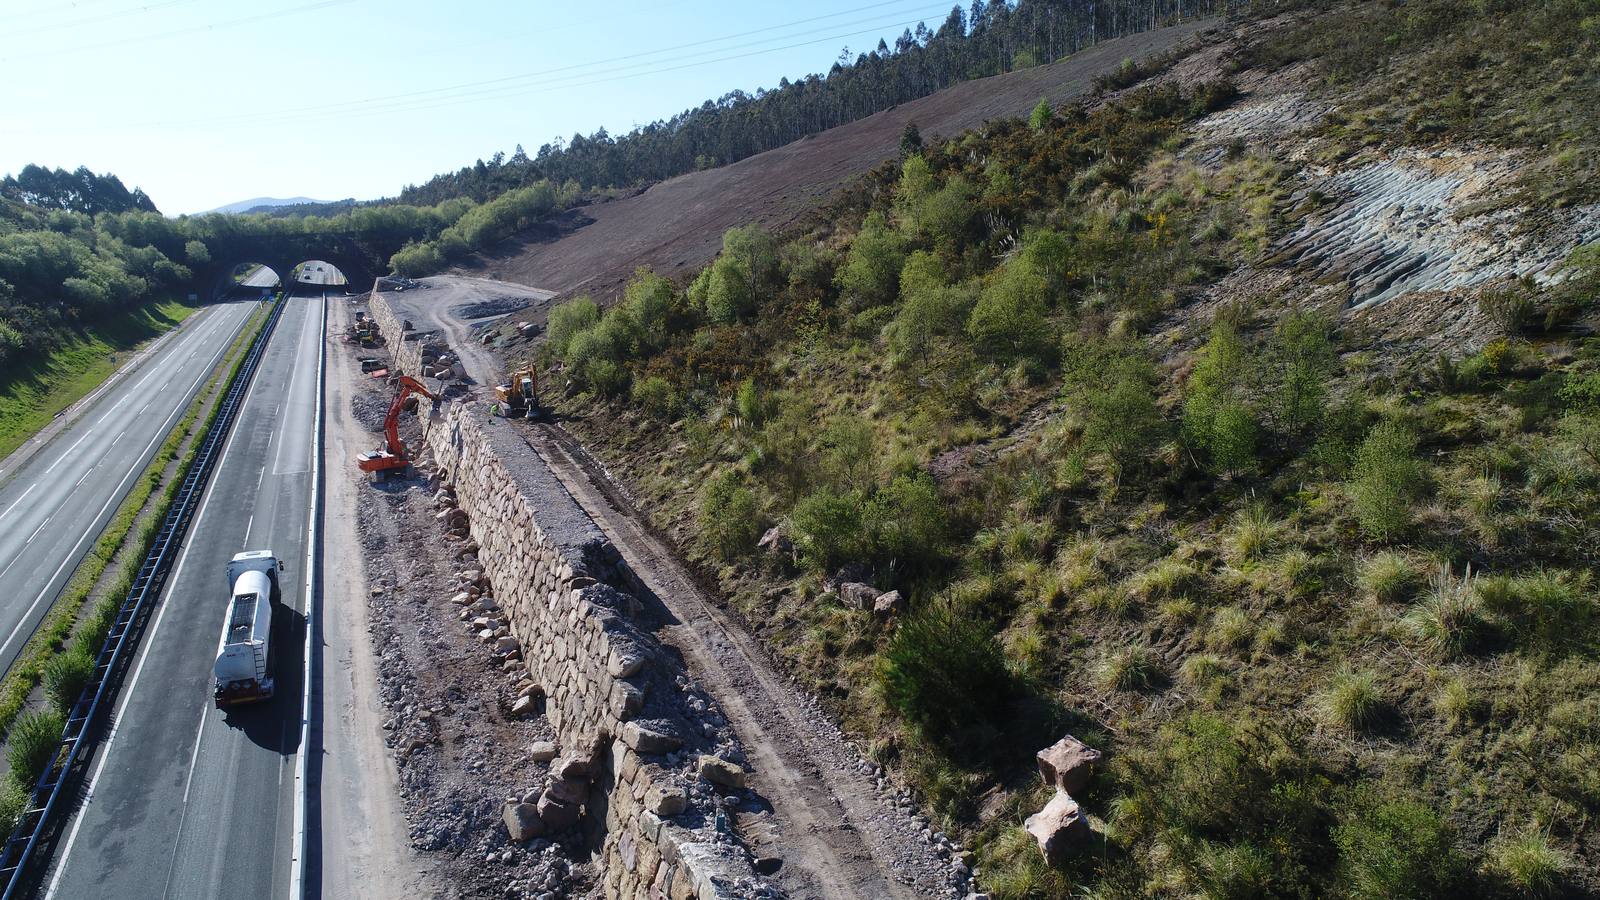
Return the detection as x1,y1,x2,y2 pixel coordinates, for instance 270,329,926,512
240,265,281,288
0,301,257,678
45,293,325,900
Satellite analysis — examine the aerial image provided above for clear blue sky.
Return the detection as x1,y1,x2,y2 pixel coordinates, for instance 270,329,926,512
0,0,957,214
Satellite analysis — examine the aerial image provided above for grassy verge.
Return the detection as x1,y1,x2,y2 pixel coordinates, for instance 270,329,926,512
0,298,270,750
0,298,199,460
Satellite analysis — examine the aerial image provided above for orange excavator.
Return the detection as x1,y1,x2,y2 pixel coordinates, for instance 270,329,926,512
357,375,437,475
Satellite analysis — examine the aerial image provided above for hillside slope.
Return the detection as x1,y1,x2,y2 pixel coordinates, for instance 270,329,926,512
468,17,1215,304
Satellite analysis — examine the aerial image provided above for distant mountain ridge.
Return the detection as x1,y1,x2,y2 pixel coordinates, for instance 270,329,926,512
205,196,328,215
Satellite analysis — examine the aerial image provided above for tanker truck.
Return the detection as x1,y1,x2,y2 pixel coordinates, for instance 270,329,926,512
213,550,284,708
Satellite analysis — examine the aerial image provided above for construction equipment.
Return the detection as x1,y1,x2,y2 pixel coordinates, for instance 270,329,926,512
357,375,438,475
493,367,542,419
213,551,283,707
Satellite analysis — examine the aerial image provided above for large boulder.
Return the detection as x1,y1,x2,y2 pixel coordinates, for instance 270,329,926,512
839,582,879,612
536,793,581,830
502,801,546,842
1036,734,1102,795
757,526,794,558
1025,790,1090,867
872,590,904,617
696,755,748,790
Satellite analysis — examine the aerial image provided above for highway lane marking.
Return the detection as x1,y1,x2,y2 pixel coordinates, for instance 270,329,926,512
109,431,124,448
75,468,91,487
0,483,37,522
180,706,210,803
289,292,326,900
44,306,264,899
0,311,242,674
245,514,254,541
25,518,50,545
43,431,92,475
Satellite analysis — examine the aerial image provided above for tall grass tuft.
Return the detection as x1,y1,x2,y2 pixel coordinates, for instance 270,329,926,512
1487,826,1569,896
1405,564,1487,658
1359,551,1423,603
1322,668,1387,732
7,709,65,786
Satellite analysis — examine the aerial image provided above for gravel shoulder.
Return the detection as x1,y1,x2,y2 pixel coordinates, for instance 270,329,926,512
319,296,436,899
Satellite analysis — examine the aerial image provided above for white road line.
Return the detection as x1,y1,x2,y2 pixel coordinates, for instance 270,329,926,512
180,707,209,803
109,431,124,448
0,483,37,521
43,432,92,475
75,469,91,488
289,293,326,900
45,307,264,899
25,518,49,544
245,514,254,541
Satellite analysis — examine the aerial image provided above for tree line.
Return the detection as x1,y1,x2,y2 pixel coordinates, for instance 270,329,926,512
398,0,1243,205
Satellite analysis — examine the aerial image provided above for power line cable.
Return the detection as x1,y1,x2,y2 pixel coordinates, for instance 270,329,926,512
154,0,937,128
102,1,947,132
0,0,357,61
3,0,203,38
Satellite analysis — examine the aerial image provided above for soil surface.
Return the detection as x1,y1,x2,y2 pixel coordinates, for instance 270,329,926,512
464,18,1217,307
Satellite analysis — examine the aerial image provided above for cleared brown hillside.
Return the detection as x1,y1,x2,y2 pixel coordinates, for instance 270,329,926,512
466,16,1217,306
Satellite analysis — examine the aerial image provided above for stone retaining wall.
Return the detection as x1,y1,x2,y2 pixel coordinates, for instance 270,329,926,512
369,293,772,899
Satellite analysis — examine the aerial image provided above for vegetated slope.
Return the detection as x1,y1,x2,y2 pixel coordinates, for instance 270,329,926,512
522,0,1600,897
470,17,1214,304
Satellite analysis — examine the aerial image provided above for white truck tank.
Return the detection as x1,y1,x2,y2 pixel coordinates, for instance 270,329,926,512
214,550,281,707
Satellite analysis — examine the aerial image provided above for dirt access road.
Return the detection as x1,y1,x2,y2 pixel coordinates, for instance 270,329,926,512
521,423,962,899
470,17,1215,306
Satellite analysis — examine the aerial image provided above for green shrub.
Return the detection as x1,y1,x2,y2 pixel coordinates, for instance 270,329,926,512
1183,321,1258,474
864,473,948,571
8,709,64,785
1270,310,1336,436
547,297,600,357
1502,570,1595,655
834,211,904,309
0,777,27,834
1322,668,1387,732
43,648,95,714
1486,827,1569,896
1117,713,1332,888
789,489,865,571
699,470,761,561
1479,279,1539,335
1063,338,1168,476
704,256,753,324
879,601,1011,761
1333,799,1463,899
967,256,1051,363
630,376,678,421
1349,423,1426,541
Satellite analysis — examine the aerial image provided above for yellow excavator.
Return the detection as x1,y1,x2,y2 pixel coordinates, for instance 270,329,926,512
494,367,542,419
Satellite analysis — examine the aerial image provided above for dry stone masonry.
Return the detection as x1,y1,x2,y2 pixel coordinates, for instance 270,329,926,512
370,292,777,899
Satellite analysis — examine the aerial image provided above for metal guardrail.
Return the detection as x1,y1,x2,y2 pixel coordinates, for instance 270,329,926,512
0,294,288,899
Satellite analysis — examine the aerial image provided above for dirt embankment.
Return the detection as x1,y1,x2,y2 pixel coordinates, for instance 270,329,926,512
465,18,1217,308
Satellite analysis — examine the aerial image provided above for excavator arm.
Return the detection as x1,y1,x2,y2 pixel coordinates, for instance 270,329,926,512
358,374,438,474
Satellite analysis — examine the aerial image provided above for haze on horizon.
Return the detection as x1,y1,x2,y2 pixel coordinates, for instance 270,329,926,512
0,0,953,214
